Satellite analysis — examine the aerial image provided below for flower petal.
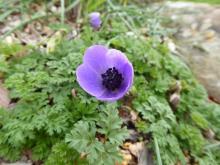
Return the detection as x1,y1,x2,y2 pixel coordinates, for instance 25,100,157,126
97,62,133,101
121,62,134,90
106,49,129,72
83,45,108,73
76,64,105,97
89,12,101,29
89,12,100,20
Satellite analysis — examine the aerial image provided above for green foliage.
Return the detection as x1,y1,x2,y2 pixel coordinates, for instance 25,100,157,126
45,142,83,165
111,27,220,164
0,42,27,57
0,2,220,165
191,111,209,129
96,108,128,145
65,108,127,165
175,123,205,154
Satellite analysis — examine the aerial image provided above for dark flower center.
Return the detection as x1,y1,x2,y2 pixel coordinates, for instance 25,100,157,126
101,67,123,91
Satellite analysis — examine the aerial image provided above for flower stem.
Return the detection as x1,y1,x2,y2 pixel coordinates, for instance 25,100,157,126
154,136,163,165
205,142,220,149
60,0,65,24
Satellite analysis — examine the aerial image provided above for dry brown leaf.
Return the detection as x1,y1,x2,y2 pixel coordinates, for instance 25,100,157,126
120,150,135,165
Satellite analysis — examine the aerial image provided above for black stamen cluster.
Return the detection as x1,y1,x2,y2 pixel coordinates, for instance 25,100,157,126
101,67,123,91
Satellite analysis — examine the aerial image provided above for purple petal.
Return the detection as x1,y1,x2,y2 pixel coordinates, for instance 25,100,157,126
83,45,109,73
105,49,129,72
76,64,105,97
122,62,134,89
97,62,133,101
89,12,101,29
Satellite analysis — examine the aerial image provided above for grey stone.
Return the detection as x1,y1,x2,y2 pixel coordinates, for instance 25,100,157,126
0,82,10,108
163,1,220,102
1,162,32,165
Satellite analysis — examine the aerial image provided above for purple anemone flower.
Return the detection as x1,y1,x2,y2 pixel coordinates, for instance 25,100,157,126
89,12,102,29
76,45,133,102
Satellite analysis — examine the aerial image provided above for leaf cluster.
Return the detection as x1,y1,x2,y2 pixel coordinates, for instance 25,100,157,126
0,2,220,165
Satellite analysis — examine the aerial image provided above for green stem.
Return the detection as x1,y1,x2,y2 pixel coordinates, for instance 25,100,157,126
0,9,16,22
60,0,65,24
205,142,220,149
66,0,80,12
154,136,163,165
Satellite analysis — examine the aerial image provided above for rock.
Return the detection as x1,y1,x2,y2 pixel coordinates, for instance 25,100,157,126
0,82,10,108
1,161,32,165
169,93,180,109
162,1,220,102
169,81,182,109
167,39,177,53
71,88,77,97
203,129,215,139
204,30,215,40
